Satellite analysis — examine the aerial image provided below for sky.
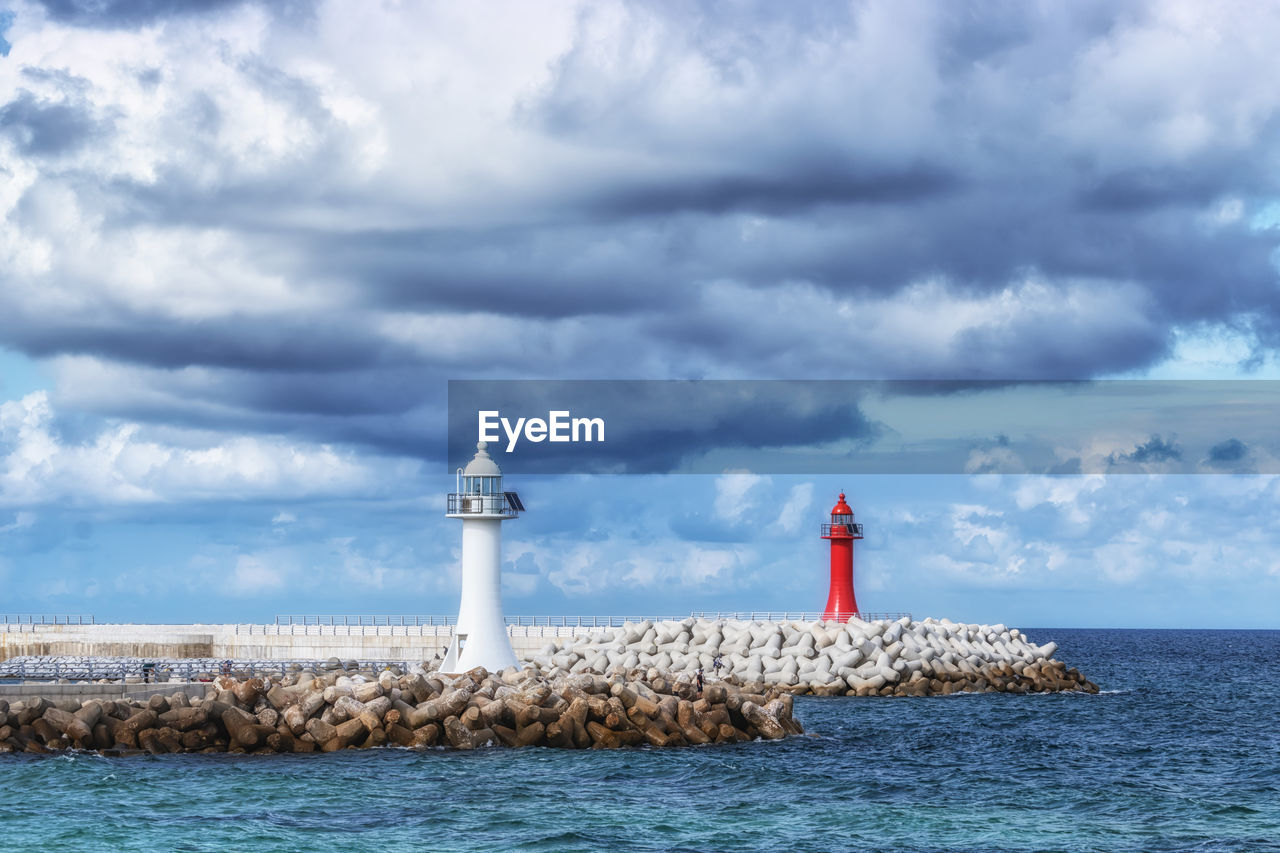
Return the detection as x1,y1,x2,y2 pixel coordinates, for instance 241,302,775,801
0,0,1278,627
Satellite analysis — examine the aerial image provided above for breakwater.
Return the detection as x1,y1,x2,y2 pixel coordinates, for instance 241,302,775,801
0,664,801,755
2,617,1097,697
528,616,1098,697
0,614,1100,701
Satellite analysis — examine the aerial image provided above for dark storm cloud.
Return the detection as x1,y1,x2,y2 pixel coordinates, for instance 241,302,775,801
1208,438,1247,463
4,308,410,372
1205,438,1250,470
1108,435,1182,467
0,89,111,156
588,161,960,218
288,224,675,319
1076,165,1233,212
269,163,1275,369
31,0,260,27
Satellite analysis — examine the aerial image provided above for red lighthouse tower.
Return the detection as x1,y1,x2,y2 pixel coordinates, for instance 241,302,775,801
821,492,864,621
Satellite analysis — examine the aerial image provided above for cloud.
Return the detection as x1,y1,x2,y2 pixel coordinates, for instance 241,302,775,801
502,572,538,598
542,543,602,597
1108,434,1183,468
0,87,112,156
330,536,390,590
879,474,1280,608
230,553,286,594
713,472,769,523
0,510,36,533
3,2,1280,626
1014,475,1105,525
965,435,1028,475
773,482,813,534
0,390,400,508
1207,438,1248,466
28,0,253,27
0,0,1277,467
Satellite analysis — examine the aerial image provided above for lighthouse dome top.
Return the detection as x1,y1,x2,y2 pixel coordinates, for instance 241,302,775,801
830,492,853,516
462,441,502,476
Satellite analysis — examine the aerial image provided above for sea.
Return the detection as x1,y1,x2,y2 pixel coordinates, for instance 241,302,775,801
1,629,1277,852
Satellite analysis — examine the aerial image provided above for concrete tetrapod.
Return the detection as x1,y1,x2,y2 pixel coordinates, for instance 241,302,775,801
524,616,1098,697
0,666,802,756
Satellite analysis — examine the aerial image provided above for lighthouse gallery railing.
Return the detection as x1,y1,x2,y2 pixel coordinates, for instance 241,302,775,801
446,493,518,516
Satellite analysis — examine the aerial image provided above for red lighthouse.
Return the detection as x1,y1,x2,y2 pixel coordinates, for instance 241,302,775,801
821,492,864,621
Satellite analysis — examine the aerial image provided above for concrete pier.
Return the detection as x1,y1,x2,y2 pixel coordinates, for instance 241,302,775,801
0,622,563,663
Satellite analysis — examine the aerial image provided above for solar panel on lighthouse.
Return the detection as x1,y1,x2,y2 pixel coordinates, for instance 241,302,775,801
504,491,525,512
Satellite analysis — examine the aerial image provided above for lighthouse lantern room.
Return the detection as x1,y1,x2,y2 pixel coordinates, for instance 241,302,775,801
820,492,864,622
442,441,522,673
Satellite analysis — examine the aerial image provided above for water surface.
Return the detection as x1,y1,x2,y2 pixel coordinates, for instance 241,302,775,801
2,629,1277,852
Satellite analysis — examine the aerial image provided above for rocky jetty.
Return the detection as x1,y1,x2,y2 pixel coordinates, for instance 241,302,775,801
0,666,802,756
526,617,1098,697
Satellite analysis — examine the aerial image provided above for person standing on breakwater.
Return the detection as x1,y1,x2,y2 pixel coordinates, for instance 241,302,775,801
696,668,705,695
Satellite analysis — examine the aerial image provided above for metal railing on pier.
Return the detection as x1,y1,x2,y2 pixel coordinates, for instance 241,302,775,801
504,616,695,639
261,616,458,637
690,611,913,623
244,622,455,637
504,616,689,628
251,612,913,637
2,614,95,626
274,615,457,627
262,615,694,637
3,612,914,641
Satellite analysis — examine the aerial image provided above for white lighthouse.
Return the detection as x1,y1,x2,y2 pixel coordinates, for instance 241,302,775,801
441,441,523,673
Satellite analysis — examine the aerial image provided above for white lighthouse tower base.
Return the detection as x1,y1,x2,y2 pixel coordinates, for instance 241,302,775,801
443,442,521,674
445,518,518,672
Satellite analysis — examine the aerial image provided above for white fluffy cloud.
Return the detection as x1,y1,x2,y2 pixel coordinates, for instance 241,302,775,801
772,482,813,534
895,474,1280,597
230,553,287,595
713,471,769,523
0,390,394,507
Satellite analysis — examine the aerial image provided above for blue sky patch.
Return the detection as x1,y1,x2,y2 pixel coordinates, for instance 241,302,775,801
0,10,14,57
